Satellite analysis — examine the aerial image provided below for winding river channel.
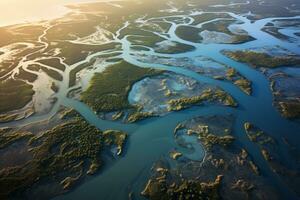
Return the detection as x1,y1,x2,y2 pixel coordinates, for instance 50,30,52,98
1,6,300,200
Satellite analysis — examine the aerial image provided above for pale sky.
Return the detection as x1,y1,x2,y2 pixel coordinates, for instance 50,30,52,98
0,0,102,27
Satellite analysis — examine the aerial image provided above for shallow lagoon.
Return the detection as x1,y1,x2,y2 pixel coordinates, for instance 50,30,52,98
53,11,300,200
0,0,300,199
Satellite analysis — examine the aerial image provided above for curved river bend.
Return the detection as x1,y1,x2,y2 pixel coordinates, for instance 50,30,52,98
1,7,299,200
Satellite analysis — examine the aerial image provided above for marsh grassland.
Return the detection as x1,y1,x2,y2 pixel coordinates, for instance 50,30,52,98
0,0,300,199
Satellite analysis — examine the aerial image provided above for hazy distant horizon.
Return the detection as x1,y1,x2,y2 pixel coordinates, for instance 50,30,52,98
0,0,112,27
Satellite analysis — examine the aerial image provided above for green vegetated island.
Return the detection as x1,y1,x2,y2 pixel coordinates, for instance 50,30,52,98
140,115,299,199
81,61,162,113
0,0,300,199
223,49,300,118
0,109,127,199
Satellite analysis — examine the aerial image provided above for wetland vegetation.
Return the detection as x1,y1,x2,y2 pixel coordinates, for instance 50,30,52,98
244,122,300,196
81,60,162,113
223,50,300,68
0,0,300,199
141,115,280,200
167,89,237,111
0,112,127,199
0,79,34,113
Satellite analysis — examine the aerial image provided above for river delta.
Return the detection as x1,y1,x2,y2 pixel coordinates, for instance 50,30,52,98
0,0,300,199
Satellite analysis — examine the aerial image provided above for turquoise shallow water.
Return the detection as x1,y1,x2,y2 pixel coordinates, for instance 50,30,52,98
51,12,300,200
0,8,298,200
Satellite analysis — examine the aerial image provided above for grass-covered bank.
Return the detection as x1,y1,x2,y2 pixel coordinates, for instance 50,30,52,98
81,61,162,113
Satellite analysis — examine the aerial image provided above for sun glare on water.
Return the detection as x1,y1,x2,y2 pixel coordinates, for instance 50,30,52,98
0,0,102,27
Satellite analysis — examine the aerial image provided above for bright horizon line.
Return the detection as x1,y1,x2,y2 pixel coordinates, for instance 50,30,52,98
0,0,123,28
